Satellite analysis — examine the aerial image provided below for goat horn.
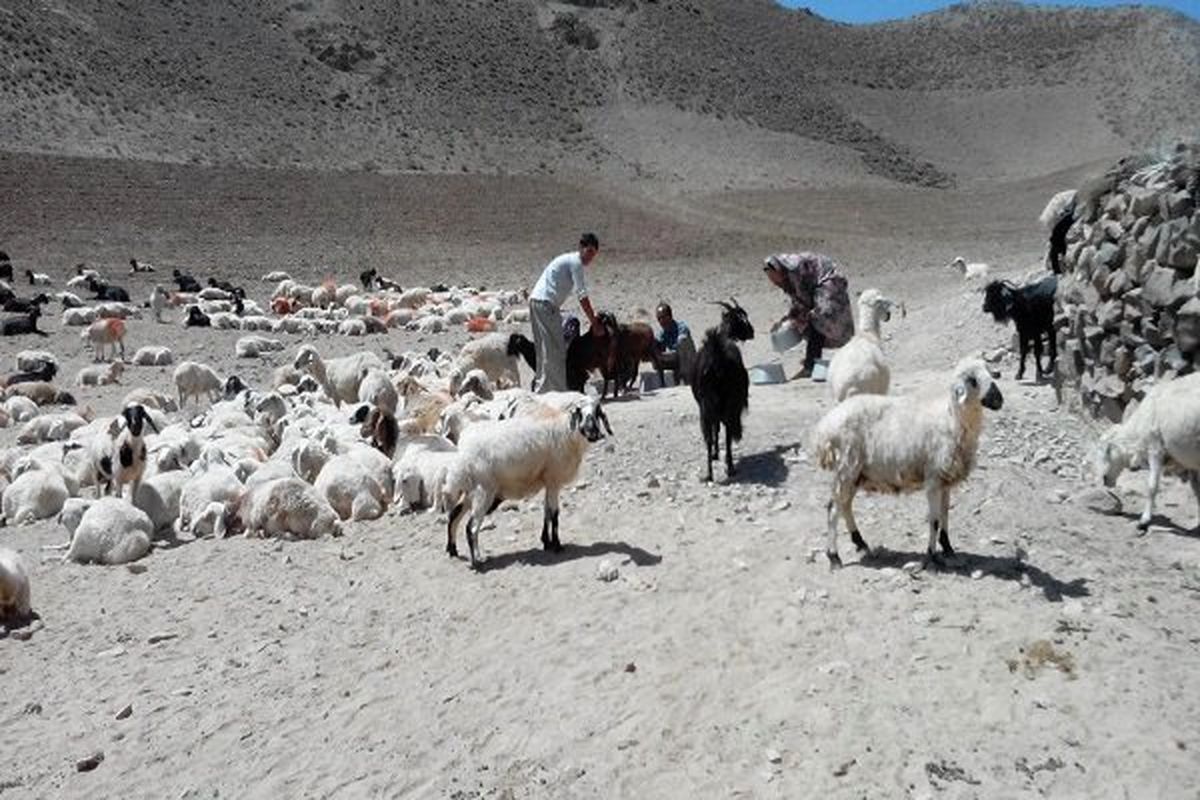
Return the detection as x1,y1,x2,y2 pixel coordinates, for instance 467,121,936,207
712,300,733,310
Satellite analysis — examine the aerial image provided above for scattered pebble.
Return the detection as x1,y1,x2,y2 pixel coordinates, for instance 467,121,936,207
115,704,133,721
76,752,104,772
765,748,783,764
596,560,619,582
147,632,178,645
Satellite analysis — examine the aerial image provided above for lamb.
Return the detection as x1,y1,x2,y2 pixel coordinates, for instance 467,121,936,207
5,395,41,424
82,318,127,361
293,345,384,407
443,394,612,568
76,361,125,386
393,441,458,513
173,361,223,407
131,346,174,366
690,300,755,482
810,358,1004,569
948,257,990,282
235,335,285,359
982,275,1058,381
62,498,153,564
1,460,70,525
185,306,211,327
0,547,32,627
1092,372,1200,531
828,289,903,402
224,478,342,539
109,404,159,501
177,459,243,539
149,285,171,322
25,269,51,286
1,308,49,337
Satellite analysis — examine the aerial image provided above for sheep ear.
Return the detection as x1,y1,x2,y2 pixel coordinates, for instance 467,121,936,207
953,381,969,405
598,408,613,436
142,408,159,434
108,417,124,437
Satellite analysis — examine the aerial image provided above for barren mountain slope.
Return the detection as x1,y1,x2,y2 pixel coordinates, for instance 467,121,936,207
1,0,1195,187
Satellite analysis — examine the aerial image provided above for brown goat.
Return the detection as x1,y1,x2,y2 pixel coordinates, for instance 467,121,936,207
614,322,661,394
566,311,620,398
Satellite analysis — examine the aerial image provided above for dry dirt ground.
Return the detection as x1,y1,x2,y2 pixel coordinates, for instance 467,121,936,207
1,154,1199,799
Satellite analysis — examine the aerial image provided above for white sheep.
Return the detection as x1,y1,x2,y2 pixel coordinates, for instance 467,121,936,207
133,471,189,537
149,285,171,323
948,256,990,282
313,450,391,521
177,463,243,539
262,271,291,283
1093,372,1200,531
59,290,85,308
6,395,40,423
1,461,70,525
357,368,398,415
63,307,97,326
235,335,285,358
0,547,32,626
131,346,174,367
17,412,90,445
828,289,903,402
393,443,458,513
443,395,612,568
56,497,93,536
173,361,223,407
811,358,1003,569
226,478,342,539
76,361,125,386
293,345,383,407
25,270,51,286
62,498,153,565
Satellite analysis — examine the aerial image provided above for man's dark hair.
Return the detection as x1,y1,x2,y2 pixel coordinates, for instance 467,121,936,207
0,251,9,262
579,232,599,250
656,302,672,317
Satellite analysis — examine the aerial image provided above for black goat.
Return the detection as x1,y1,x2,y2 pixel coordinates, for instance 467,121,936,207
507,332,537,371
566,311,620,398
690,299,755,482
208,277,239,294
3,293,49,314
982,276,1058,381
359,267,377,290
87,276,131,303
1,307,49,337
173,269,201,293
186,306,212,327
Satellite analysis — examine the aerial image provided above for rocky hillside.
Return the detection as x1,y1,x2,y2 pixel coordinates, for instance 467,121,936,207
1,0,1196,187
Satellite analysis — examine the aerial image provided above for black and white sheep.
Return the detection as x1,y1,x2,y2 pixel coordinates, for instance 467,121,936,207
690,299,755,482
810,358,1003,569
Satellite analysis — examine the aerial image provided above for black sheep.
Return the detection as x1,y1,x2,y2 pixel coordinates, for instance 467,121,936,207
690,299,755,483
208,277,239,294
982,276,1058,381
87,277,131,303
173,269,201,293
3,293,50,314
0,307,49,337
186,306,212,328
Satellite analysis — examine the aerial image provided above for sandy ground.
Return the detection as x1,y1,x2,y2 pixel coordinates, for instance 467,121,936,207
1,156,1199,799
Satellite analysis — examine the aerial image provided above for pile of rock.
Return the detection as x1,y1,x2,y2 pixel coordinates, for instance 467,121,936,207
1053,143,1200,421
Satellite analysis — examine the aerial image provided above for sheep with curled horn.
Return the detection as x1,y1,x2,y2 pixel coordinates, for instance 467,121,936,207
690,298,754,482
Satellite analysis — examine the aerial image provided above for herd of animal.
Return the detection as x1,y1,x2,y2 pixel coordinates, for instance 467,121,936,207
0,249,1197,633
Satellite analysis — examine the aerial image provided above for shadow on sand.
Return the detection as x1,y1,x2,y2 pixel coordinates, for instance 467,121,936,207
472,540,662,573
850,548,1090,602
724,442,803,488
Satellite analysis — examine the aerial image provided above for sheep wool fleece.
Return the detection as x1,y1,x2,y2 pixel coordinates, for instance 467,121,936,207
530,298,567,393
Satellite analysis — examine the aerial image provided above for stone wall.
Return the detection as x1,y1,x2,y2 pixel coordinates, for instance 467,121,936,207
1054,143,1200,422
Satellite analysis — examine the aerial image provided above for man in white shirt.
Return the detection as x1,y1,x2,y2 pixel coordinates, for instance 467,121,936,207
528,232,604,393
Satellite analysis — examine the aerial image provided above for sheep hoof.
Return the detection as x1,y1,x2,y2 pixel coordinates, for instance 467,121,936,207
937,530,955,556
849,530,871,554
826,551,842,570
446,543,458,558
1136,518,1151,535
923,550,945,570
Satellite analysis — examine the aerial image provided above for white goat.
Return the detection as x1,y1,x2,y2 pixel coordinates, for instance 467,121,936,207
828,289,903,402
810,358,1003,569
1093,372,1200,531
443,395,612,568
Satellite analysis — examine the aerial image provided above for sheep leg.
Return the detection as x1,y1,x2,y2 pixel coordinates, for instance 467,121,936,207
937,488,954,556
1032,331,1045,380
845,493,868,557
446,501,465,557
825,498,842,569
1190,471,1200,531
542,487,562,551
724,424,736,478
1138,450,1164,531
702,421,715,482
1015,334,1029,381
466,487,492,569
924,484,945,568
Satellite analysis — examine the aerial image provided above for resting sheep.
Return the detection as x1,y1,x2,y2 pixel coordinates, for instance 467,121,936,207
76,361,125,386
62,498,153,565
132,346,174,366
948,257,990,282
1093,372,1200,532
0,547,32,627
1,460,70,525
225,478,342,539
810,358,1003,569
313,450,392,521
443,395,612,569
828,289,903,402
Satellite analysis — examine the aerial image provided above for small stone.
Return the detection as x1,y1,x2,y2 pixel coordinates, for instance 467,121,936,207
1074,487,1123,515
646,476,660,489
147,632,178,645
765,748,783,764
902,560,923,575
115,704,133,721
971,569,985,580
125,563,147,574
596,560,619,582
76,752,104,772
772,500,791,512
623,662,636,673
